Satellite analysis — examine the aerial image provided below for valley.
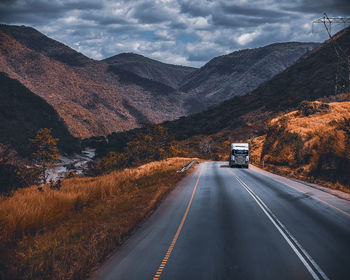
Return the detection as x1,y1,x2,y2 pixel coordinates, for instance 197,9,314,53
0,19,350,280
0,24,318,139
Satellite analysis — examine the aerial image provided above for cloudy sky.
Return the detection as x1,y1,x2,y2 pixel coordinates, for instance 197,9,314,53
1,0,349,67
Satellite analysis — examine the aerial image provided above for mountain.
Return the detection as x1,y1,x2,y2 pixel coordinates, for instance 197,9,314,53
0,24,320,139
180,42,319,112
0,72,79,156
0,24,186,138
103,53,197,89
96,27,349,161
164,27,350,140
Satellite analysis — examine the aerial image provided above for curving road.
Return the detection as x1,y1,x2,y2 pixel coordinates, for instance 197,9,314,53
90,162,350,280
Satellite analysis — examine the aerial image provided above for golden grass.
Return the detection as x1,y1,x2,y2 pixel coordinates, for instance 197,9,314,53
270,101,350,138
0,157,195,280
253,101,350,192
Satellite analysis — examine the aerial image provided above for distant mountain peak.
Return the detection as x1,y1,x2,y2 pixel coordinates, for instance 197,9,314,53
103,52,197,88
0,24,91,67
179,41,320,112
164,26,350,140
0,24,187,138
0,23,326,142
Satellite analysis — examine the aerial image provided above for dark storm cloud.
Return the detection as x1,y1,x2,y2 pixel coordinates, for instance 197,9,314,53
211,13,287,28
221,4,291,18
168,21,188,30
132,2,171,24
80,13,129,26
0,0,348,67
64,1,103,11
0,0,102,23
179,1,212,17
284,0,350,15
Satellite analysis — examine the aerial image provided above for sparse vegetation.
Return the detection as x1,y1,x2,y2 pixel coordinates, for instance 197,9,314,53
255,100,350,191
0,144,41,194
0,157,195,280
30,128,60,184
297,101,330,116
93,124,183,174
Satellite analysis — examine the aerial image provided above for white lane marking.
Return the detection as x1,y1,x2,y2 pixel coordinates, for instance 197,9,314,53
251,165,350,217
231,170,329,280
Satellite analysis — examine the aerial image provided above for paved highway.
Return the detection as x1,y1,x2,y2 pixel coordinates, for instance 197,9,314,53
91,162,350,280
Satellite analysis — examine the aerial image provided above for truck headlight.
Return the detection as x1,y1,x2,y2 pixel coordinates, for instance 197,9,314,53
246,156,249,161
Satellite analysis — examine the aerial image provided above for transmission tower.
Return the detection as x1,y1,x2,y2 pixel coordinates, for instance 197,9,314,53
312,13,350,94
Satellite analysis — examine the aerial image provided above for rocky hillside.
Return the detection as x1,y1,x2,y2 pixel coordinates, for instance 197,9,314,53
103,53,196,89
0,72,79,156
0,24,186,138
0,24,322,139
161,27,350,140
252,100,350,189
180,42,319,112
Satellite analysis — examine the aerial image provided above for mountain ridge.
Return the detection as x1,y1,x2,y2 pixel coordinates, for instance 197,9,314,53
0,25,187,138
103,52,197,88
0,24,321,140
164,27,350,139
180,41,320,112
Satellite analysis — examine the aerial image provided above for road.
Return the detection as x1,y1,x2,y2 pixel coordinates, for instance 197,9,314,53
90,162,350,280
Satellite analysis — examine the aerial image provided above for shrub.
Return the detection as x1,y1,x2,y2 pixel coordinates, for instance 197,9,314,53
297,101,329,116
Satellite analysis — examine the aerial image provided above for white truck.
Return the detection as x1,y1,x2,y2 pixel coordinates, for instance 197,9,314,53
229,143,249,168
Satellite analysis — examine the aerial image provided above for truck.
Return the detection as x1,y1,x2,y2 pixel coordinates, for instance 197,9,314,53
229,143,249,168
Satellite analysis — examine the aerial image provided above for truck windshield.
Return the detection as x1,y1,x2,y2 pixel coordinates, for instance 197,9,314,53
232,150,248,155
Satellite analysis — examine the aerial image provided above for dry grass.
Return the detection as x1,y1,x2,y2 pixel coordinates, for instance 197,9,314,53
0,157,195,280
253,100,350,192
270,101,350,138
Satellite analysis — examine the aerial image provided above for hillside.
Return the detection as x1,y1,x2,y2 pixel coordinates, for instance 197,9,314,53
103,53,197,89
180,42,319,112
250,100,350,189
0,25,321,139
161,27,350,140
0,24,186,138
0,72,79,156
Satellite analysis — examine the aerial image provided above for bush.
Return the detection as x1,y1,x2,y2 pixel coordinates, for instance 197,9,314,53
297,101,329,116
0,163,40,194
311,153,350,186
92,125,179,174
261,121,305,167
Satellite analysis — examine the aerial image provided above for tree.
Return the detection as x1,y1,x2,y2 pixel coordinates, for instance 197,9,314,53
124,125,174,166
97,151,118,173
30,128,60,184
0,143,41,193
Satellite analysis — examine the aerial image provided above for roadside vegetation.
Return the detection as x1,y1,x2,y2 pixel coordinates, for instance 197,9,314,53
0,157,195,280
0,128,60,194
250,98,350,192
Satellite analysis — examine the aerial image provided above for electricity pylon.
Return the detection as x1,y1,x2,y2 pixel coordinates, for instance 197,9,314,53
312,13,350,94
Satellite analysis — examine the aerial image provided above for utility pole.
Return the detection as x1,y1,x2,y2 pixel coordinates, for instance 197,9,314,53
312,13,350,94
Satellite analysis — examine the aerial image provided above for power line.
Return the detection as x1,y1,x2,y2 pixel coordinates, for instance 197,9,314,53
312,13,350,94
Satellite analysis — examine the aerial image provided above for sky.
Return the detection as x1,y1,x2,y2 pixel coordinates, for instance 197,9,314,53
0,0,349,67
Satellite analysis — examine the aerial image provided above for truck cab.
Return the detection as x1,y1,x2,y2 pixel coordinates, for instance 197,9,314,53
229,143,249,168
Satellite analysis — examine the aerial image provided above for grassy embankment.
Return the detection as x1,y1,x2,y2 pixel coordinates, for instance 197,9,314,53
250,100,350,192
0,157,196,280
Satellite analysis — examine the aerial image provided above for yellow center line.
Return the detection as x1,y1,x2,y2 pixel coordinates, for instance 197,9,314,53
152,165,203,280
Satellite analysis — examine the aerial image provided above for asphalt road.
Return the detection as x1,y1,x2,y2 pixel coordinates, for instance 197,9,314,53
90,162,350,280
